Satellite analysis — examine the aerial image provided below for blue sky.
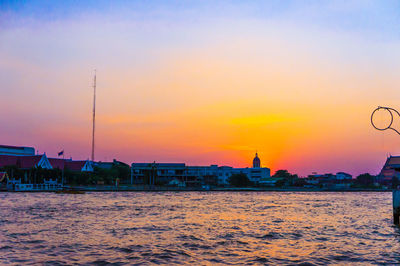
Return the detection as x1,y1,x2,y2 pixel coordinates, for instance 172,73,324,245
1,1,399,38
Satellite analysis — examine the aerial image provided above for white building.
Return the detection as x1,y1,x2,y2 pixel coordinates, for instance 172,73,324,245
131,153,270,186
336,172,352,180
0,145,35,156
214,153,270,185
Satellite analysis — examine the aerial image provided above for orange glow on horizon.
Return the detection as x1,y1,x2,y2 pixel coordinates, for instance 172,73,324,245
1,8,400,177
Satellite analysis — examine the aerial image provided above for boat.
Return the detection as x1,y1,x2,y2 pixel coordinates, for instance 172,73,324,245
55,190,85,194
55,187,85,194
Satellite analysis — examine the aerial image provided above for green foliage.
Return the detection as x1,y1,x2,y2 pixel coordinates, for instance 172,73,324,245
293,178,307,187
355,173,375,187
272,169,298,186
58,163,131,186
93,167,117,185
68,171,93,186
274,178,286,187
112,164,130,183
228,173,252,187
273,170,292,178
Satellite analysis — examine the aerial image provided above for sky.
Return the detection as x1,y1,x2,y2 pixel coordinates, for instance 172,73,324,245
1,0,400,176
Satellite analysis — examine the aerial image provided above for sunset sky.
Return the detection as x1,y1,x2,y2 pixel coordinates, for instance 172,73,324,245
1,1,400,176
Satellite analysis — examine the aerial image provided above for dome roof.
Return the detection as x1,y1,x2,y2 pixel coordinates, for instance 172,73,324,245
253,153,261,168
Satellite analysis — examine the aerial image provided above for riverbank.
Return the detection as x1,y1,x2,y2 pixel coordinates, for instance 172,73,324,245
1,185,392,192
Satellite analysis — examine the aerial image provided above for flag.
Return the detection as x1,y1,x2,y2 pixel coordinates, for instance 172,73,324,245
58,150,64,156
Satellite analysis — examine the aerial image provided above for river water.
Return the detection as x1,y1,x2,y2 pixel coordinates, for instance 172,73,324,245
0,192,399,265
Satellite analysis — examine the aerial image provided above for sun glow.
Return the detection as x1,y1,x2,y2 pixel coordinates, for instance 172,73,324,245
1,2,400,176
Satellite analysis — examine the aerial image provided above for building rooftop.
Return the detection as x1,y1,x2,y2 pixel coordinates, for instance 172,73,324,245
0,145,34,150
132,163,186,168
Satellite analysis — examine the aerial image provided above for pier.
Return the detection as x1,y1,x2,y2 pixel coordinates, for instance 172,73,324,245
394,190,400,224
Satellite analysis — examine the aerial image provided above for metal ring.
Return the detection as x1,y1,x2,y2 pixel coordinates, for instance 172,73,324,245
371,106,393,131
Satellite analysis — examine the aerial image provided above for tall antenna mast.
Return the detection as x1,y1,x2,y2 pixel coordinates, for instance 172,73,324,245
91,70,96,162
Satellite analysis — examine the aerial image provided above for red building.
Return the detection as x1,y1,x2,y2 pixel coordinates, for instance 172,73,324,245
0,154,93,172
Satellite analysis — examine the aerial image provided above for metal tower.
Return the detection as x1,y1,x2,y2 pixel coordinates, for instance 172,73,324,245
91,70,96,162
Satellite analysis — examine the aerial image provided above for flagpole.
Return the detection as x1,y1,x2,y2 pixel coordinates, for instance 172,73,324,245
61,150,65,186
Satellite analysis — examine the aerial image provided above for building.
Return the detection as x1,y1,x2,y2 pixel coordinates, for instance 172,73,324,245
214,165,270,185
336,172,352,180
214,153,270,185
186,165,219,186
305,172,352,189
0,172,9,191
0,153,93,173
131,153,271,186
259,177,283,187
95,159,129,170
131,163,187,185
378,156,400,185
0,154,52,169
19,155,53,169
0,145,97,189
253,152,261,168
0,145,35,156
0,172,8,182
48,158,94,172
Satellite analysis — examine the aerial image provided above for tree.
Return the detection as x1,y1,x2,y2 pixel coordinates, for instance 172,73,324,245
228,173,252,187
94,167,117,185
112,164,130,184
293,178,307,187
273,170,299,186
273,170,292,178
275,178,286,187
356,173,375,187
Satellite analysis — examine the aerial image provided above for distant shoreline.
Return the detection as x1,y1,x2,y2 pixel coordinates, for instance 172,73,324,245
1,187,393,193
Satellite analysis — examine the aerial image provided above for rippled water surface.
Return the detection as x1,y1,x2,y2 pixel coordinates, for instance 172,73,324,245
1,192,400,265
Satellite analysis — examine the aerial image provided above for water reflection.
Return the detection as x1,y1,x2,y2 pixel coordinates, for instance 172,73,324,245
0,192,399,264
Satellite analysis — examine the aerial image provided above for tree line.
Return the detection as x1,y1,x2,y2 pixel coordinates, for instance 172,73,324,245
228,170,394,188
